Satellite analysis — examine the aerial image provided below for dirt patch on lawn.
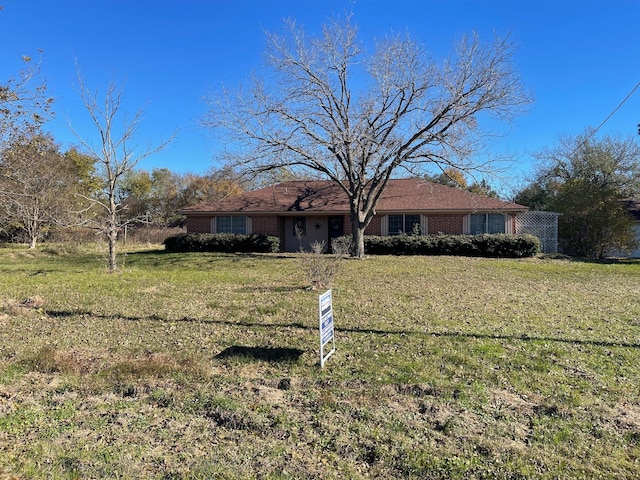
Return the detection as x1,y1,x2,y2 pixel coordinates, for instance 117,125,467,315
613,402,640,430
491,389,538,415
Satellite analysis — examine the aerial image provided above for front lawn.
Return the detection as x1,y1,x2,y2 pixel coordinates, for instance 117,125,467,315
1,244,639,478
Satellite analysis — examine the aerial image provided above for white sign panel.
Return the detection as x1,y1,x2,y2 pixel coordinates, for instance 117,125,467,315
319,289,335,368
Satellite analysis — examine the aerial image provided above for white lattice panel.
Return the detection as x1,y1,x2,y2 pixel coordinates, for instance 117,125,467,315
515,211,560,254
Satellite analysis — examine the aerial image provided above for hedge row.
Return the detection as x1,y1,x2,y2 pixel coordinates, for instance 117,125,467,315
359,233,540,258
163,233,280,253
164,232,539,257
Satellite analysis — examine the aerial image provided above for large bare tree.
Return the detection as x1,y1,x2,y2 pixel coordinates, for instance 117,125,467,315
73,76,172,271
205,17,531,257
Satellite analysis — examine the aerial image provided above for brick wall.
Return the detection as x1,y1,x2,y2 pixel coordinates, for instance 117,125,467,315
185,216,212,233
426,215,464,234
186,212,520,239
365,216,382,235
343,217,352,236
250,216,280,236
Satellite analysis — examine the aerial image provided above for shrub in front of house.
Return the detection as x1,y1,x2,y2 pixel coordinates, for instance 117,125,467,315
471,234,540,258
163,233,280,253
360,233,539,258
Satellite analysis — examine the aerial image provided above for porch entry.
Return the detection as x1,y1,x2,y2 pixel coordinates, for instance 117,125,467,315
283,215,345,253
328,216,344,246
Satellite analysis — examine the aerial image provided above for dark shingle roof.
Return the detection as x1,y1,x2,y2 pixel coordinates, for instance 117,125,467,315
179,178,527,215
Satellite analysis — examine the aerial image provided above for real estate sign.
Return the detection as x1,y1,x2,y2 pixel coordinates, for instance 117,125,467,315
319,289,335,368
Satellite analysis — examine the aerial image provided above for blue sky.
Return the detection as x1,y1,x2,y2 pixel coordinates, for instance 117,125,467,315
1,0,639,190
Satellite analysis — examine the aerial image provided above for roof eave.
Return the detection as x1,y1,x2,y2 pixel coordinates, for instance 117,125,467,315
180,207,528,216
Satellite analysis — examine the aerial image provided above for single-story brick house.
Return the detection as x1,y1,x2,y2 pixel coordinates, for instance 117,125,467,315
178,178,529,252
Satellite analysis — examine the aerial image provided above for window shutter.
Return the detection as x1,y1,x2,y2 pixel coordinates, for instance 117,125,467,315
211,217,217,234
420,215,428,235
246,216,252,234
463,215,470,234
381,215,389,236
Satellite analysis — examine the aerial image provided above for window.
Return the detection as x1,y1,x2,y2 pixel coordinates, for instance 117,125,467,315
469,213,505,234
216,216,247,234
388,214,422,235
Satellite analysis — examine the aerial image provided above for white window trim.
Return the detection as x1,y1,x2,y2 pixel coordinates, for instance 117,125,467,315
504,214,512,234
420,215,428,235
381,214,426,236
210,215,250,234
465,213,508,235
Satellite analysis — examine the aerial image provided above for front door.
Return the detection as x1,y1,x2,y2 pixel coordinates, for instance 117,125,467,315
328,216,344,251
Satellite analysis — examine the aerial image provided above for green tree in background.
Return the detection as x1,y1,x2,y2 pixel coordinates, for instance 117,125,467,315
121,168,182,227
425,167,469,189
552,177,635,258
515,129,640,258
119,166,245,228
468,178,499,198
0,133,82,247
64,147,101,199
426,167,499,197
176,167,244,210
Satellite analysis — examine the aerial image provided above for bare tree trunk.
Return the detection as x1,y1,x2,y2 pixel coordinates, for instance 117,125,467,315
107,229,117,272
351,223,365,258
350,208,366,258
107,198,118,272
27,217,39,249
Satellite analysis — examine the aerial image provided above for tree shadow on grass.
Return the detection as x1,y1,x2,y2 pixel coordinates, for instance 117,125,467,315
428,331,640,349
539,253,640,265
236,285,310,293
45,309,640,350
216,345,305,362
572,257,640,265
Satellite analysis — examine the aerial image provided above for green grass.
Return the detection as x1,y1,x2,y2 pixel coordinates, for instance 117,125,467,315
0,243,639,479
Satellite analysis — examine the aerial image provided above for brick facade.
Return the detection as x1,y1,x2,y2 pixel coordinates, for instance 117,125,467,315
180,179,527,240
364,216,382,235
185,216,212,233
343,217,352,236
185,212,521,251
427,214,465,235
250,216,281,236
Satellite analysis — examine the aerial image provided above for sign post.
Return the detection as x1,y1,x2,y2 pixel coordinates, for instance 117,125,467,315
318,289,335,368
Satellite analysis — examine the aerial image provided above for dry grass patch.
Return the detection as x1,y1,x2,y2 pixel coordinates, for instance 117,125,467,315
1,296,47,314
0,246,639,478
23,346,105,375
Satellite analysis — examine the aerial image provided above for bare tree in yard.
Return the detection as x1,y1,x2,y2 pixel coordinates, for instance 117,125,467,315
73,76,172,272
205,17,531,257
